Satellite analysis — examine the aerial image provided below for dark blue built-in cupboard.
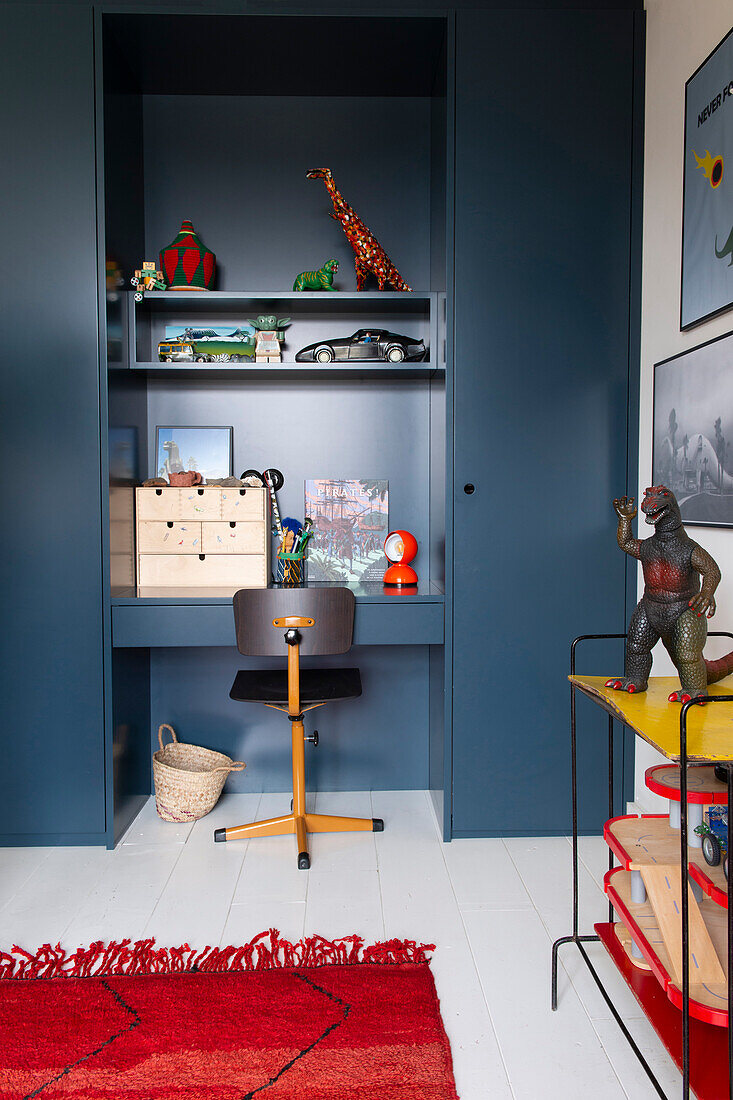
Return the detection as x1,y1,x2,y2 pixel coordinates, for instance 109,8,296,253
0,0,644,847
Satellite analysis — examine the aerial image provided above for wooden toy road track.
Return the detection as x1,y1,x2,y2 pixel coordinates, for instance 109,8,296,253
569,675,733,761
605,813,730,910
605,866,729,1027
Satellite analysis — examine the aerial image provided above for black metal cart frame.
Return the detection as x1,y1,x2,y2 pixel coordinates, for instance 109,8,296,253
551,632,733,1100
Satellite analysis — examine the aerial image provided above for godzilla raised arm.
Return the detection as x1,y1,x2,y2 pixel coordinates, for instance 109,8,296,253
613,495,641,559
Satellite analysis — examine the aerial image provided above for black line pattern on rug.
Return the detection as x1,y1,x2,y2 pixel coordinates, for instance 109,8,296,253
241,972,352,1098
22,980,141,1099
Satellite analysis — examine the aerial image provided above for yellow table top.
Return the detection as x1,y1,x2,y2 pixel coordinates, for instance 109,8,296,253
569,675,733,762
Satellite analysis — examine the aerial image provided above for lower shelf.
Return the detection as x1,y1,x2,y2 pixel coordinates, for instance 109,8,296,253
597,922,730,1100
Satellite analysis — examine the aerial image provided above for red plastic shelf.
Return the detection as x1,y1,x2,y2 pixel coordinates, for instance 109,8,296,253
597,922,730,1100
645,763,728,805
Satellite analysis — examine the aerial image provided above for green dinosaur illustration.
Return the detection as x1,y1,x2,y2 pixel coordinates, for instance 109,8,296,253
714,225,733,266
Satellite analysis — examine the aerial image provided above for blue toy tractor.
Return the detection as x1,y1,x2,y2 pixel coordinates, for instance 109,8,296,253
696,811,729,881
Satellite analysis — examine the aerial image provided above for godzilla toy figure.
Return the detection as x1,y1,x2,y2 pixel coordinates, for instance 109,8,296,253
607,485,733,702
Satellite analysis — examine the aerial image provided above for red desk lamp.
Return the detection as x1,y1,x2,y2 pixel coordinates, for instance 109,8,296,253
383,530,418,587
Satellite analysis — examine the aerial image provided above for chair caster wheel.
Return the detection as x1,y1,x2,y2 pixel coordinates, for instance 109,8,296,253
372,818,384,832
290,798,293,811
298,852,310,870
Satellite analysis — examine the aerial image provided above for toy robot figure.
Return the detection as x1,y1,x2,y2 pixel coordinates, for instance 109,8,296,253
131,261,166,301
247,314,290,363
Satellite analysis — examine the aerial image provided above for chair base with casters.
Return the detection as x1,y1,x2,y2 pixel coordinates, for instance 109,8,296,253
214,589,384,868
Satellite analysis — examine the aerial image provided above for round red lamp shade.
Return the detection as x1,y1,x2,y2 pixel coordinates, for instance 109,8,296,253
383,529,418,587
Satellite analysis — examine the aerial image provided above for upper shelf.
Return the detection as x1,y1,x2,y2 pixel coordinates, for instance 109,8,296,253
137,291,436,311
570,675,733,761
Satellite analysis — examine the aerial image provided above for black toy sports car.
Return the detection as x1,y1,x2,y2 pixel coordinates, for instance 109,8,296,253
295,329,427,364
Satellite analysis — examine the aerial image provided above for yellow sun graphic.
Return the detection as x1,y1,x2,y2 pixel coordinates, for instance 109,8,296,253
693,149,724,188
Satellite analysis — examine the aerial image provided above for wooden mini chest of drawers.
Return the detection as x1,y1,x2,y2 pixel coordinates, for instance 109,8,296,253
135,486,270,588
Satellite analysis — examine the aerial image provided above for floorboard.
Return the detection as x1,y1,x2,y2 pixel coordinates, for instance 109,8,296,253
0,791,687,1099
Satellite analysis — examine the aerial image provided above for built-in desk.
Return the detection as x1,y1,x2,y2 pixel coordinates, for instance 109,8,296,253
111,580,445,648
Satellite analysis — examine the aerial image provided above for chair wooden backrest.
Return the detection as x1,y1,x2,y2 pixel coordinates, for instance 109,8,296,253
232,588,356,656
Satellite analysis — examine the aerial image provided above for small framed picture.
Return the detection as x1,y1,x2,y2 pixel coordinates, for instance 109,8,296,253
652,330,733,527
154,426,232,481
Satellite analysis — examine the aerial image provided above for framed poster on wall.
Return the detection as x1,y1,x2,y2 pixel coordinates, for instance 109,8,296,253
681,27,733,329
652,330,733,527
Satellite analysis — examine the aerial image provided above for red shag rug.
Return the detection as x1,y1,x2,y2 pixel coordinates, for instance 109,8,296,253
0,930,458,1100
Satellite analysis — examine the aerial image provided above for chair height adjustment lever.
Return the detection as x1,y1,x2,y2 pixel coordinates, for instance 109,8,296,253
305,730,319,746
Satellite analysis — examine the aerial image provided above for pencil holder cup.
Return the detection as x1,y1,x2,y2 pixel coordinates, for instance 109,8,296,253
276,551,306,586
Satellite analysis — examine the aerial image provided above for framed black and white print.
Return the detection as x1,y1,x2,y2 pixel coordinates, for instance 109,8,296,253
681,26,733,329
652,330,733,527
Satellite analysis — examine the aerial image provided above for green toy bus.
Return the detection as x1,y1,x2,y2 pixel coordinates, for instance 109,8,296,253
158,328,256,363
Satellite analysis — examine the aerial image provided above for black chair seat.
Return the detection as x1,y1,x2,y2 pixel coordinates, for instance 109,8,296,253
230,667,362,706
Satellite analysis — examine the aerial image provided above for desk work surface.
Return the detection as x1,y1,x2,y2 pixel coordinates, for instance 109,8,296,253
111,580,445,604
111,581,445,647
570,675,733,762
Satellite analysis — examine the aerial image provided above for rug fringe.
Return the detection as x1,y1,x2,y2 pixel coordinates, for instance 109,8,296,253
0,930,435,980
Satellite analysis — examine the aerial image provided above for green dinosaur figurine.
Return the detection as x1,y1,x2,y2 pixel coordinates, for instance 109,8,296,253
293,259,339,291
715,225,733,266
246,314,290,363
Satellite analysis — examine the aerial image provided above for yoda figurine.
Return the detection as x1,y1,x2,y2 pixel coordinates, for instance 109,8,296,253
247,314,290,363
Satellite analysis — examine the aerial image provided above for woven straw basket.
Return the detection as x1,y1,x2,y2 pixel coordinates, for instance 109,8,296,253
153,724,245,823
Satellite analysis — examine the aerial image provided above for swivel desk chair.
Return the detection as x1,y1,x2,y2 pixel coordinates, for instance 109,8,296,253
214,587,384,868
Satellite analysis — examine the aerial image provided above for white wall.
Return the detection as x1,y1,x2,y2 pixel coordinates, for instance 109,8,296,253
636,0,733,809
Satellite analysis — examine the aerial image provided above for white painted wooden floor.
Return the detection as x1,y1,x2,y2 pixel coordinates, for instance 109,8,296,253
0,791,685,1099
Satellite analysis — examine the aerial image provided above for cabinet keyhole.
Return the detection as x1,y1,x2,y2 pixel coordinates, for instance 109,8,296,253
464,483,476,495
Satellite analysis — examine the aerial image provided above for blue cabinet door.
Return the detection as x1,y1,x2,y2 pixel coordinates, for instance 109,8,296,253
0,5,105,841
451,10,641,836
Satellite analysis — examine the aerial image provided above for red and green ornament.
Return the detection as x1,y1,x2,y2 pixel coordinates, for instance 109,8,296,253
159,221,216,290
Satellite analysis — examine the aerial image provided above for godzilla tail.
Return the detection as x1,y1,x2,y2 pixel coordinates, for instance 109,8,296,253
715,235,725,259
705,650,733,684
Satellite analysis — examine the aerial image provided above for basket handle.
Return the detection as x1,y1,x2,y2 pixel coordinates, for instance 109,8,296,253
158,723,178,751
211,761,246,774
